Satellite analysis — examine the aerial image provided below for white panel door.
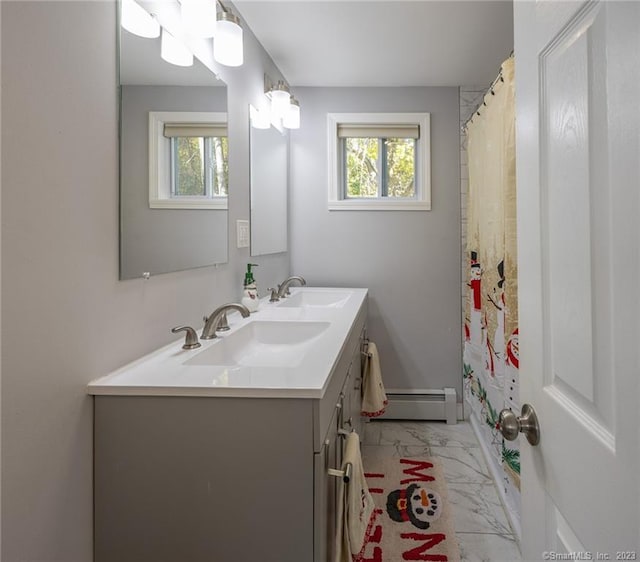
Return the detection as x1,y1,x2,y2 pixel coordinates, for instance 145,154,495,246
514,0,640,558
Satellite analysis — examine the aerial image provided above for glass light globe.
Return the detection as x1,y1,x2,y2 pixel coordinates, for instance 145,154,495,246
283,98,300,129
270,84,291,121
121,0,160,38
214,13,243,67
161,28,193,67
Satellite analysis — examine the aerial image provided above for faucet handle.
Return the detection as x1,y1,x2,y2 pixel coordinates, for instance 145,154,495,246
171,326,201,350
267,288,280,302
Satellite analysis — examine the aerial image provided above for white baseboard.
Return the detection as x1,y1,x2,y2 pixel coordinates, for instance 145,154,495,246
377,388,458,424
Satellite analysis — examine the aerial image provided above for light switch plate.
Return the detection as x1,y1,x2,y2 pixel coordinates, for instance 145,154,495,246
236,220,250,248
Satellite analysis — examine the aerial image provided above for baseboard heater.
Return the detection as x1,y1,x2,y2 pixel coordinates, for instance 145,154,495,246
376,388,457,424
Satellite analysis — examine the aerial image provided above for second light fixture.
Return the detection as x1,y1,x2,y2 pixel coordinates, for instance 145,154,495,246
265,76,301,130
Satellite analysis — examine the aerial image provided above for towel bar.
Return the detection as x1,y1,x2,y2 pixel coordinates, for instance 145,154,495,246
328,463,352,483
361,338,372,359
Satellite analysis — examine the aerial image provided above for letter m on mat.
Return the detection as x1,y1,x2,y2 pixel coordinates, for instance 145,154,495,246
399,459,435,484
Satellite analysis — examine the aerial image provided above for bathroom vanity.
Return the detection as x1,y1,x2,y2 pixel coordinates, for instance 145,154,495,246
89,288,367,562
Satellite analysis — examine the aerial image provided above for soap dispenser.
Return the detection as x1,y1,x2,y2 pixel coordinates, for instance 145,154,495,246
242,263,260,313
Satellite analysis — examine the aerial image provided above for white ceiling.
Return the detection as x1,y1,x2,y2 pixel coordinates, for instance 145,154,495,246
234,0,514,87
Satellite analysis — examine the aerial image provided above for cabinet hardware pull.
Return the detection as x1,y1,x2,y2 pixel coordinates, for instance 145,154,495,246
328,463,352,483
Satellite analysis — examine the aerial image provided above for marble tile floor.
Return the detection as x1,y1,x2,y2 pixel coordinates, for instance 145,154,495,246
361,420,522,562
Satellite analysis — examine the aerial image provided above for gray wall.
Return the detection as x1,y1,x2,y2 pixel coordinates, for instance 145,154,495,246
1,2,288,560
120,85,228,279
289,87,462,395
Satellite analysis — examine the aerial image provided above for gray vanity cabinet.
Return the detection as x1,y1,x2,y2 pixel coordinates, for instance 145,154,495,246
312,320,366,562
94,307,366,562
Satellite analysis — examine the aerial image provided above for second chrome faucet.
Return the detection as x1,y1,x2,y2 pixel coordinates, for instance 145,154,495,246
272,275,307,301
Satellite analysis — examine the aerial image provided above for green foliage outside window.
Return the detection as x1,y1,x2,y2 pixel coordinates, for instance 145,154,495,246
173,136,228,197
346,138,379,197
175,137,204,196
210,136,229,196
344,137,415,198
385,139,415,197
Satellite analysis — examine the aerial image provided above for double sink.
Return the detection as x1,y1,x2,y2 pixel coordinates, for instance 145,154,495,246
88,287,367,399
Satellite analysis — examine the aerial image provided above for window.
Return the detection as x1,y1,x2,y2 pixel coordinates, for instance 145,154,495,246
165,125,228,199
149,111,228,209
328,113,431,210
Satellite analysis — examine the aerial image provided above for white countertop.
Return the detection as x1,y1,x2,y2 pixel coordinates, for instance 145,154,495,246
87,287,367,399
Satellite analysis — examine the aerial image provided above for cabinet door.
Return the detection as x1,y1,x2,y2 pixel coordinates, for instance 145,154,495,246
314,407,341,562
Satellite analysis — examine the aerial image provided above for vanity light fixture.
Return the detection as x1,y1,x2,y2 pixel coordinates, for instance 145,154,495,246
268,81,291,122
121,0,160,38
161,28,194,67
283,97,300,130
214,3,244,67
265,75,301,129
180,0,217,38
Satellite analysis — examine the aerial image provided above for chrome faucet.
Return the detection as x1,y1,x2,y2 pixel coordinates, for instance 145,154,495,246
277,275,307,299
201,303,250,340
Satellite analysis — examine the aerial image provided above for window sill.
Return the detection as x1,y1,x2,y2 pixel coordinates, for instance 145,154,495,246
328,200,431,211
149,198,228,210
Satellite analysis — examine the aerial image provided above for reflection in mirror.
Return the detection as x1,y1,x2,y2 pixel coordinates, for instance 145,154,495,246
119,4,228,280
249,105,288,256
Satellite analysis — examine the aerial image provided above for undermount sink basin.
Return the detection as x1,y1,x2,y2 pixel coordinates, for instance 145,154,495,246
184,321,330,368
277,290,351,308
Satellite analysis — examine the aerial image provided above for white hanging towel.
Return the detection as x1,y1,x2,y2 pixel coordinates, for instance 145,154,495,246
334,432,375,562
361,342,388,417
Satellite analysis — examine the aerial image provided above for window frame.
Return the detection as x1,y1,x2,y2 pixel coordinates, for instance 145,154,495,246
327,112,431,211
148,111,228,210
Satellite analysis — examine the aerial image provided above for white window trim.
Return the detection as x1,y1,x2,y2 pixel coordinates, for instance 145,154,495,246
327,112,431,211
149,111,228,210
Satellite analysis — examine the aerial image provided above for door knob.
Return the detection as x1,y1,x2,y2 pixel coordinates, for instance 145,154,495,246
498,404,540,446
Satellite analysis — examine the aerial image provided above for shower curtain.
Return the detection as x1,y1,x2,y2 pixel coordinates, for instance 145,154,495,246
463,57,520,527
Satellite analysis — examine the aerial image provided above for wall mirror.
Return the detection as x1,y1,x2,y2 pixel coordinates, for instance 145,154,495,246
249,106,288,256
119,5,228,280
